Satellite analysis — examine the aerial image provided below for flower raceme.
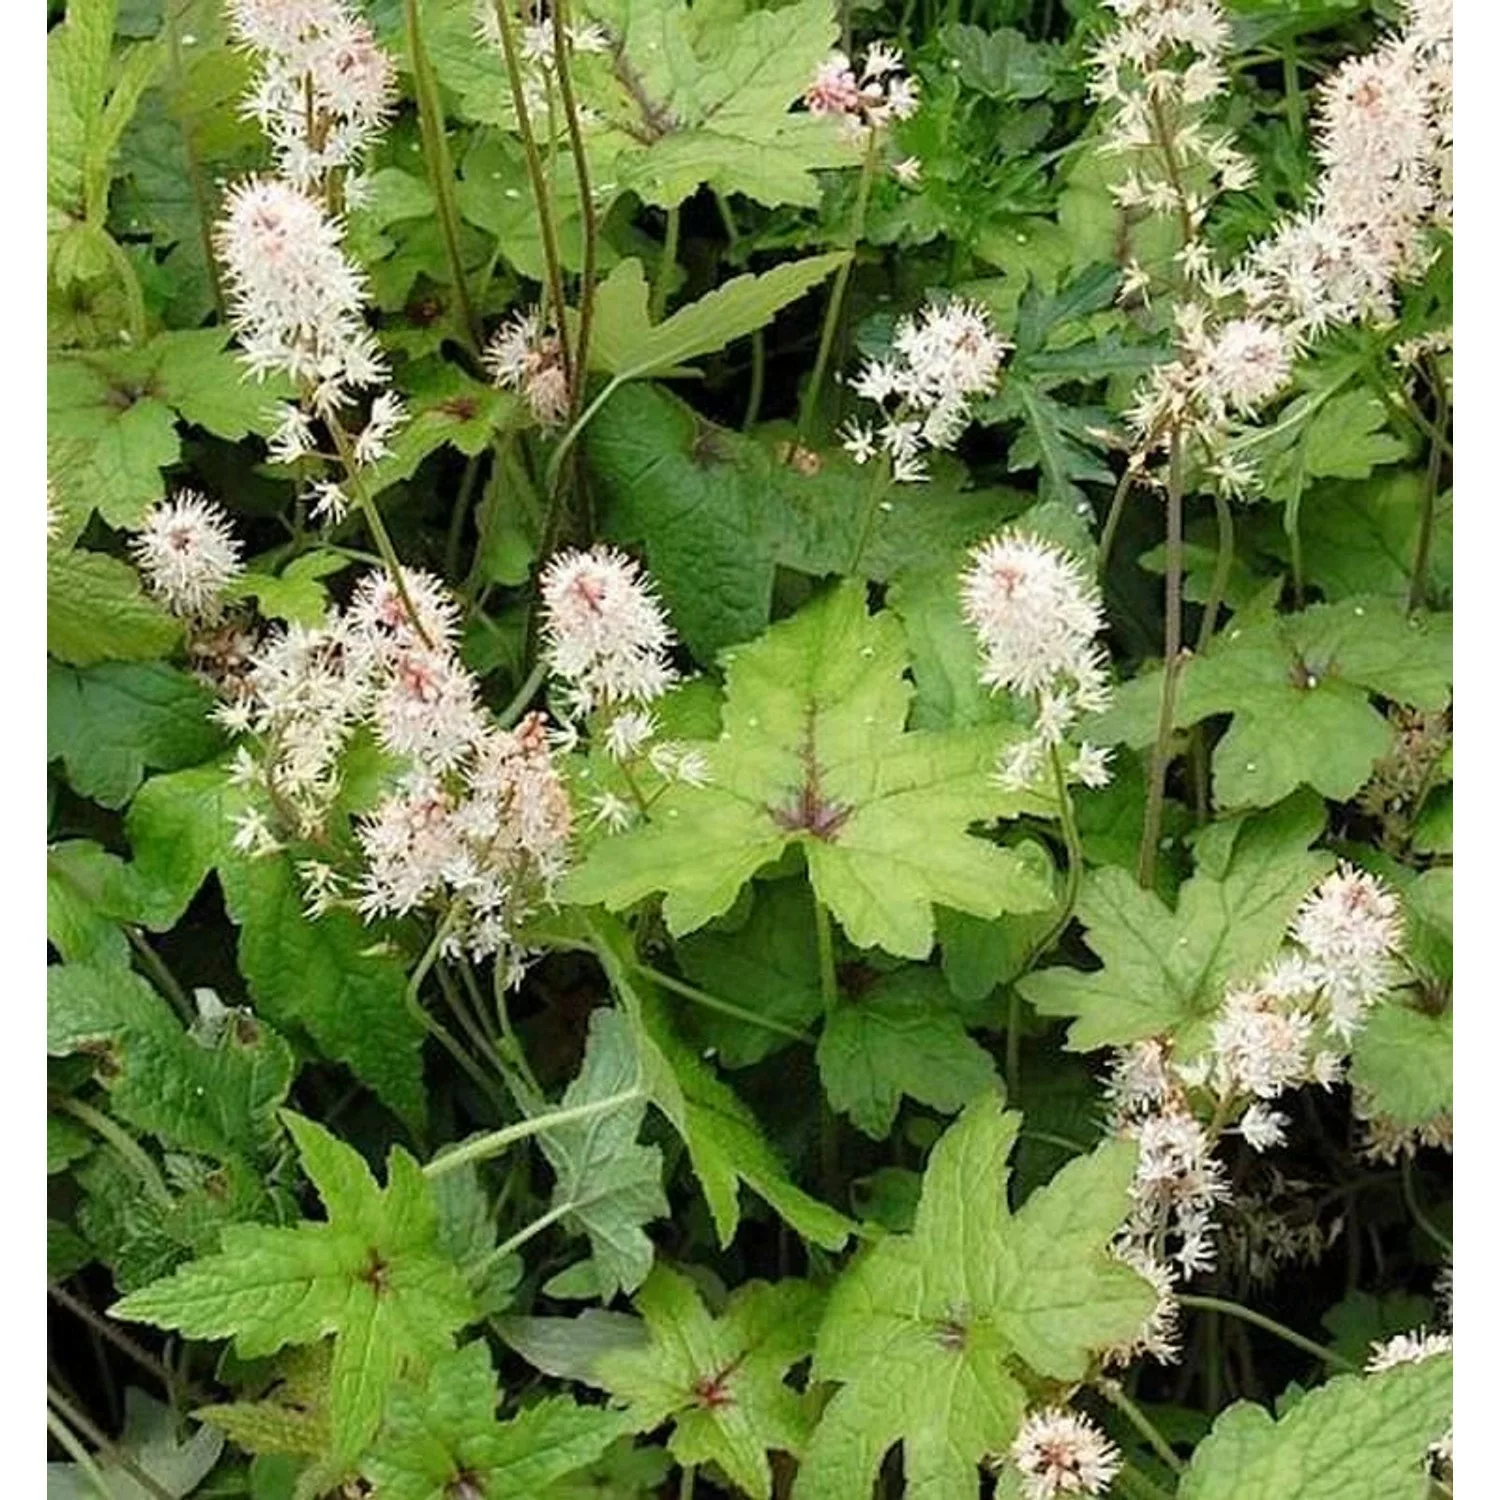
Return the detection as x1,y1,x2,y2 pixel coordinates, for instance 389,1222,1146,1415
802,42,920,144
485,307,572,429
1010,1407,1123,1500
129,492,245,622
840,297,1009,483
959,531,1114,792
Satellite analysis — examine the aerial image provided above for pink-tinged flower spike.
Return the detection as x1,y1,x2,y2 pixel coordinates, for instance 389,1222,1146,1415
539,546,679,716
803,41,920,142
130,492,244,622
1290,863,1402,1039
485,307,571,428
1011,1408,1122,1500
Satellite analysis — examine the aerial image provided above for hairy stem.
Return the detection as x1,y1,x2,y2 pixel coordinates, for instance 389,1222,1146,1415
650,205,680,323
1096,1379,1185,1476
497,659,550,728
1138,432,1185,889
1097,464,1137,574
1401,1155,1453,1254
847,454,895,576
813,898,839,1017
126,927,194,1026
55,1095,171,1209
1177,1294,1356,1371
424,1089,644,1178
405,0,482,353
48,1281,202,1405
484,1197,576,1270
406,913,509,1113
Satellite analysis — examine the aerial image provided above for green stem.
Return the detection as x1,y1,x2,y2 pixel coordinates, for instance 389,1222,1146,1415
406,914,509,1111
405,0,482,353
745,331,766,430
48,1386,178,1500
680,1464,696,1500
489,0,573,388
484,1198,576,1270
445,452,486,583
633,963,816,1043
436,962,511,1082
847,454,894,576
492,961,544,1097
1028,742,1084,963
1116,1463,1176,1500
1177,1295,1356,1371
1097,464,1137,575
56,1095,171,1209
798,133,880,445
497,659,550,728
1096,1380,1185,1476
1407,358,1448,614
543,373,622,496
323,411,434,651
813,898,839,1016
425,1090,645,1178
163,2,224,320
100,231,148,345
651,206,680,322
48,1282,197,1404
552,0,599,405
1005,987,1022,1108
126,927,194,1026
1401,1156,1453,1254
47,1409,116,1500
1138,432,1185,890
1196,487,1235,653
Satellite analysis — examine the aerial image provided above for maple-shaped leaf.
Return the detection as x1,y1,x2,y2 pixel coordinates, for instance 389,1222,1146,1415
594,1265,824,1500
793,1092,1154,1500
1179,1357,1451,1500
536,1007,668,1300
587,0,860,208
1093,597,1451,809
364,1340,631,1500
565,582,1054,960
1018,792,1333,1054
113,1112,474,1466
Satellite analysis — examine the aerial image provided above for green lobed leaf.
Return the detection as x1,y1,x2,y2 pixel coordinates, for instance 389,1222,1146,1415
113,1112,474,1464
1020,793,1333,1053
48,961,296,1162
595,1265,825,1500
565,582,1054,960
1178,1358,1451,1500
47,1388,223,1500
48,660,223,807
48,548,182,667
1349,1002,1452,1129
794,1093,1154,1500
816,968,999,1139
363,1340,631,1500
48,839,137,966
536,1008,668,1301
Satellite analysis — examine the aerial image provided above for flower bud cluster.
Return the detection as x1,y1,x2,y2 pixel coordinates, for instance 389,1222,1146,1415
803,42,920,144
959,530,1114,793
1010,1407,1122,1500
485,307,571,429
841,298,1009,483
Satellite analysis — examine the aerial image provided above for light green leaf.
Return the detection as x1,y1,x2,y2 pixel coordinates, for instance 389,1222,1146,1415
794,1094,1154,1500
48,660,222,807
1297,471,1451,604
124,761,236,929
536,1008,668,1300
48,1388,223,1500
587,253,848,380
228,551,350,627
48,962,296,1162
566,583,1054,960
816,969,998,1139
596,1266,824,1500
1020,794,1333,1053
114,1112,474,1464
363,1341,631,1500
1093,598,1451,809
1179,1358,1451,1500
48,548,182,666
48,840,137,966
1350,1002,1452,1129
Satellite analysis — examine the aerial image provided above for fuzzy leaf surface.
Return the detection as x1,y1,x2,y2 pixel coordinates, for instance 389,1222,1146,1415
113,1112,473,1464
1178,1358,1452,1500
596,1266,824,1500
363,1340,630,1500
566,582,1053,959
794,1093,1154,1500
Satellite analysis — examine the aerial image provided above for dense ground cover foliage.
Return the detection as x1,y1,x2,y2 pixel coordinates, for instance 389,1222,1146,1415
46,0,1453,1496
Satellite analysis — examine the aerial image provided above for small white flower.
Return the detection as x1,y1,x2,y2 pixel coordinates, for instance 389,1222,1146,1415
485,307,570,427
603,708,658,762
589,791,635,833
1011,1407,1122,1500
1366,1328,1453,1372
1239,1102,1289,1152
130,492,244,620
891,155,922,187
